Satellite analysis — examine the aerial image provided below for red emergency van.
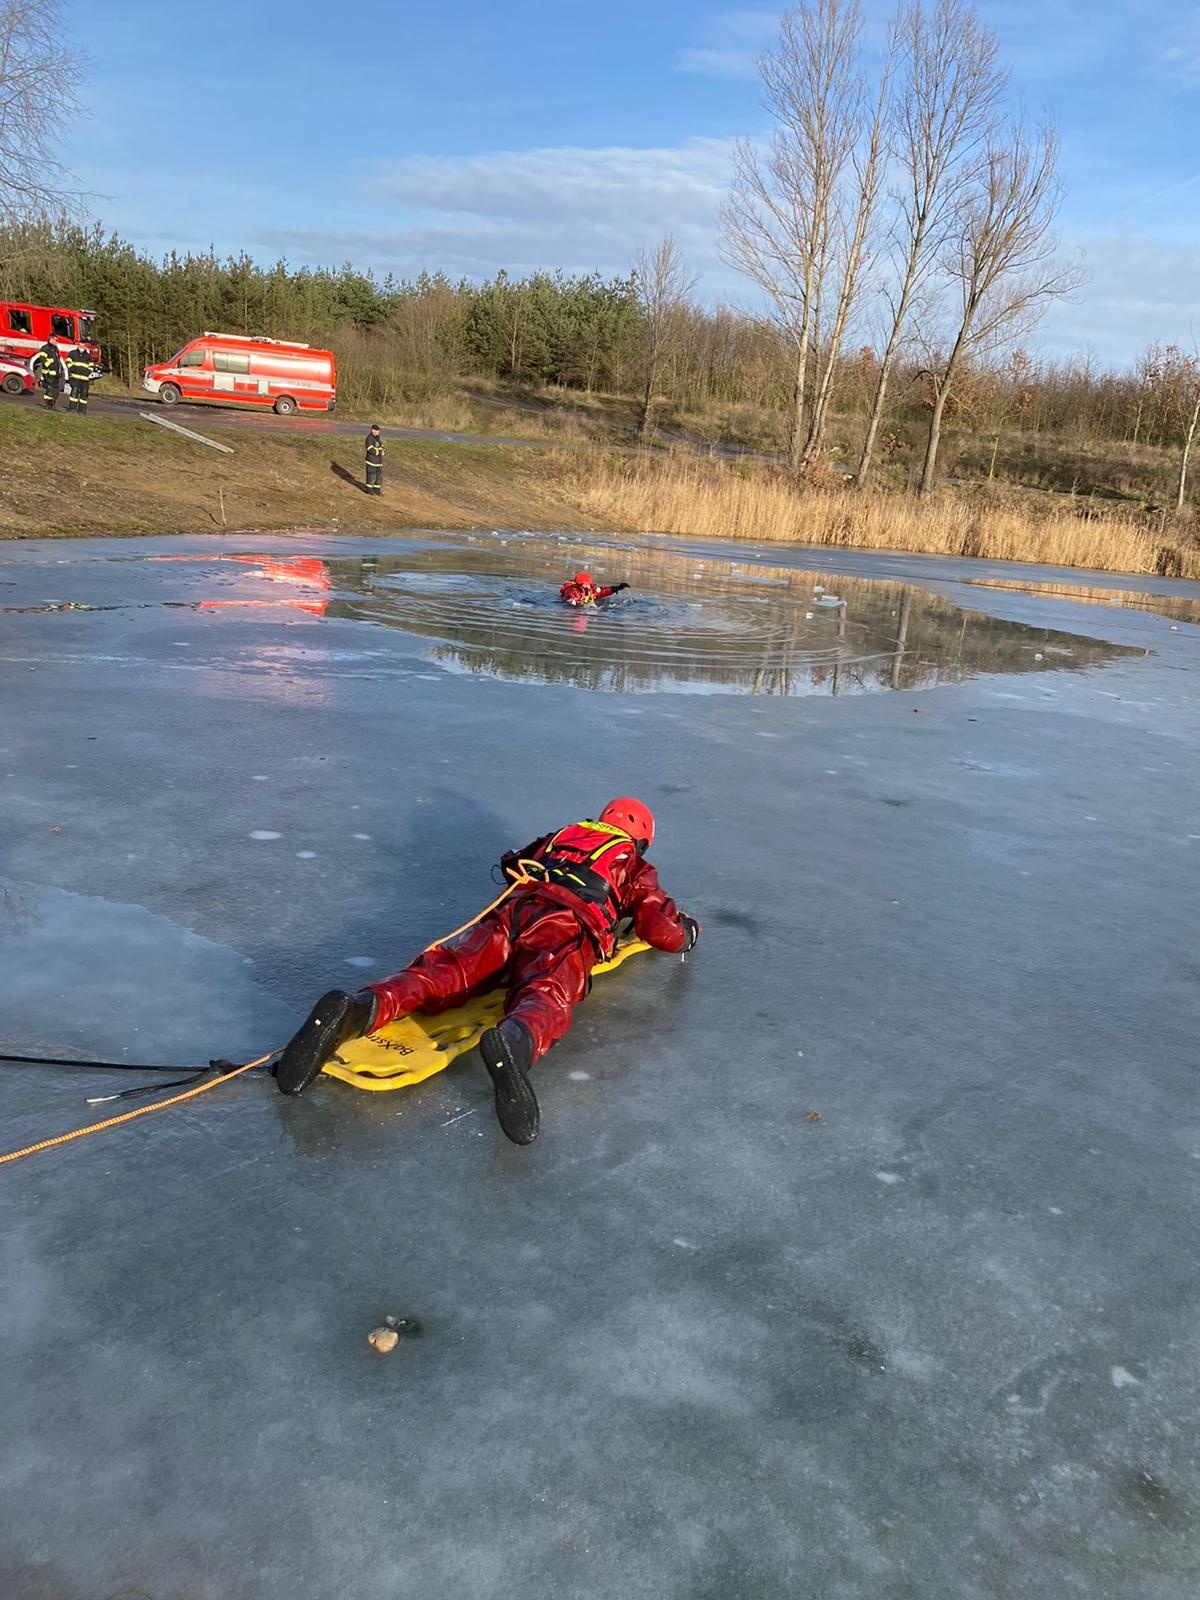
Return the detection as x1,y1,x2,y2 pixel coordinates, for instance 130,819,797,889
0,302,102,367
143,332,337,414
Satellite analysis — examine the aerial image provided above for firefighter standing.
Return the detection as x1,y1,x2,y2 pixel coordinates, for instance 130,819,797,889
365,424,383,495
30,341,64,411
66,345,94,415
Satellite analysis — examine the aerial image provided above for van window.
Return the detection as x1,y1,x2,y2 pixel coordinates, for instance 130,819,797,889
78,315,95,341
213,351,250,374
51,313,75,340
178,348,206,367
7,309,32,334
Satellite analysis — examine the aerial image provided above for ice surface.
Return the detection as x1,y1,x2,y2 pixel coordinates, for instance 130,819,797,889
1,531,1199,1599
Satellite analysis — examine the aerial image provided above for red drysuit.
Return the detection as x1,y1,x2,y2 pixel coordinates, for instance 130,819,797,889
560,578,619,606
366,822,690,1062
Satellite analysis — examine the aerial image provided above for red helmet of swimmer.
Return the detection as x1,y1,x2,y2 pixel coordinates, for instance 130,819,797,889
574,571,594,588
599,796,654,850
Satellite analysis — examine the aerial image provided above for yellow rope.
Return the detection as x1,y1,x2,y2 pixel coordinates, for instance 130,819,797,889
0,862,554,1169
425,859,545,947
0,1054,275,1168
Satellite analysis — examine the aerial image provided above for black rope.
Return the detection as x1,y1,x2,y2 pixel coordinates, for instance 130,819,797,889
0,1052,272,1073
0,1052,274,1105
83,1059,268,1106
0,1053,201,1072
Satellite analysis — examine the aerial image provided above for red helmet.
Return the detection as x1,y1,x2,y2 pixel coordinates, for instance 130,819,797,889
599,796,654,848
574,571,594,587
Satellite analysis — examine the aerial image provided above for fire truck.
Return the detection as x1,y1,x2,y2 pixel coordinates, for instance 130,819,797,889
0,302,102,369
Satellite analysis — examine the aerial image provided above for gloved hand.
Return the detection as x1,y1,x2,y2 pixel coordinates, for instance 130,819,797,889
612,582,630,592
680,914,701,952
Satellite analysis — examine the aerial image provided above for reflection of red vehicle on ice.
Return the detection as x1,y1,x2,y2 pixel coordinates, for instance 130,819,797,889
202,555,330,613
150,553,331,615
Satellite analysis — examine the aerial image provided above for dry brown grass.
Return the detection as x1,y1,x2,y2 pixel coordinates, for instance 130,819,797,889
0,410,600,538
367,392,478,431
568,453,1200,580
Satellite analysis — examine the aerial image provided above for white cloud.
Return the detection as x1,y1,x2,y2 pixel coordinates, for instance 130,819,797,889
258,139,740,288
1040,235,1200,362
1162,9,1200,84
676,8,778,78
677,46,761,79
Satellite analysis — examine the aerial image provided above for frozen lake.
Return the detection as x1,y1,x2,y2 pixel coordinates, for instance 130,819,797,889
2,531,1199,1599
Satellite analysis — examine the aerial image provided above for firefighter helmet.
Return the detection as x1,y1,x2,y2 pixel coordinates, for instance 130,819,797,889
599,796,655,849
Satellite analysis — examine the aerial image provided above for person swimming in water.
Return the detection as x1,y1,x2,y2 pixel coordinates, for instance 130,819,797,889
559,571,629,607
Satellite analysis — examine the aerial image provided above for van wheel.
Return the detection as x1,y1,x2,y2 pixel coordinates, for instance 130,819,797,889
159,383,181,406
273,395,297,416
2,373,24,394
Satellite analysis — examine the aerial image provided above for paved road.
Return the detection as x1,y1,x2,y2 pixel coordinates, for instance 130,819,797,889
3,387,776,461
0,387,551,449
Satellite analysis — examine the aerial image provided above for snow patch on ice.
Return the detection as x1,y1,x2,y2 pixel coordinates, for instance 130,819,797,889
875,1171,901,1185
1111,1366,1141,1389
249,830,281,840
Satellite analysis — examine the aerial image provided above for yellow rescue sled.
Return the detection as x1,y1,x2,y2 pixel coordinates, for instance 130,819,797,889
322,935,651,1092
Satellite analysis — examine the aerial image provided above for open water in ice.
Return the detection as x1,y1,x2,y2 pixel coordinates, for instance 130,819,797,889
0,529,1156,698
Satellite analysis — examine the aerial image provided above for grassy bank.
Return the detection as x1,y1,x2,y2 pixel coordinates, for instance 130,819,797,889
0,407,598,538
2,401,1197,581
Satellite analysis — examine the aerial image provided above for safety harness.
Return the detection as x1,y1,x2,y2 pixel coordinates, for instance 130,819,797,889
529,820,637,942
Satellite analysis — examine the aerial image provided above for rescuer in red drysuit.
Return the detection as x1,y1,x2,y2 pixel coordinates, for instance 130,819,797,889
274,798,699,1145
560,570,629,607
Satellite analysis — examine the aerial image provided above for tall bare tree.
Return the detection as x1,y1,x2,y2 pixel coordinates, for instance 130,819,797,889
1176,385,1200,513
799,24,895,474
917,121,1079,494
0,1,82,219
856,0,1007,485
1168,351,1200,512
721,0,867,473
633,235,697,438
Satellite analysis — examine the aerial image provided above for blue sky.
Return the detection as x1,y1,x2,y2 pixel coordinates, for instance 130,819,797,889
62,1,1200,365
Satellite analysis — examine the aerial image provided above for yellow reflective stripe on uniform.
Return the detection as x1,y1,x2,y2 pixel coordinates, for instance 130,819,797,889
586,835,630,862
547,821,633,856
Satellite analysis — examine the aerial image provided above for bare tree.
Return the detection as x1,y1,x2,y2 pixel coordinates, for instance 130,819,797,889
721,0,867,473
633,235,697,438
1176,385,1200,513
0,1,83,219
917,121,1079,494
799,22,895,474
1169,350,1200,513
856,0,1007,485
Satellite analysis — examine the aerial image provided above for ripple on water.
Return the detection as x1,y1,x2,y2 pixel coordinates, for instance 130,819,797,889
0,534,1145,700
329,538,1137,698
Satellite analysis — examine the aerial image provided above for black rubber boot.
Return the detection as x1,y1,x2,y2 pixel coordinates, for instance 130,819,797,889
274,989,377,1096
479,1018,539,1145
